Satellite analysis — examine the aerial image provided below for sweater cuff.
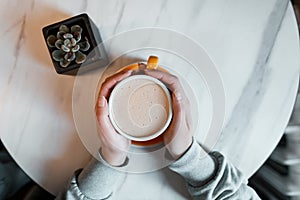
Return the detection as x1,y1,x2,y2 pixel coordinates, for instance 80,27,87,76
168,140,216,187
76,157,124,199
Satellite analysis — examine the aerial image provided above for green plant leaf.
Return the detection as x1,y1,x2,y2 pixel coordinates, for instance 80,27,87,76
72,45,80,52
71,25,82,34
78,40,90,51
63,33,73,39
55,39,63,49
59,25,69,33
52,50,65,61
71,38,77,46
75,51,86,64
64,39,71,47
60,59,70,68
57,31,66,40
61,44,70,52
64,52,76,62
46,35,57,47
73,32,81,42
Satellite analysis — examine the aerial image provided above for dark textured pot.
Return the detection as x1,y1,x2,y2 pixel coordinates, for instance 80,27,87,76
42,13,107,75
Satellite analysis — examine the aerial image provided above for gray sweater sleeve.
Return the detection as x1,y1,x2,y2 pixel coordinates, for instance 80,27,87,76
169,140,261,199
58,141,260,200
56,156,125,200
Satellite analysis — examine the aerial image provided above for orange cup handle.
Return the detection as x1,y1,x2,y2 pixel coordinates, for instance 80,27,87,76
146,56,159,70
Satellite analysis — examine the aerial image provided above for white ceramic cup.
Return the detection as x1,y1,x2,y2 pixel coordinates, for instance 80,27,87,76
108,74,173,141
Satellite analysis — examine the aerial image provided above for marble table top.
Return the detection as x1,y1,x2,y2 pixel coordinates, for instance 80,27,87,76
0,0,299,199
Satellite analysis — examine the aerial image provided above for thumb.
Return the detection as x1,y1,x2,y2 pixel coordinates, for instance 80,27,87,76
96,96,109,122
172,90,184,117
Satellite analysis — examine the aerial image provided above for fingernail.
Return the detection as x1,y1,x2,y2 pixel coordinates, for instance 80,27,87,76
98,96,106,107
174,91,182,101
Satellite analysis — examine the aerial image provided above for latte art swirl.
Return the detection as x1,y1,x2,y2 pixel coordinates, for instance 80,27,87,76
128,83,168,129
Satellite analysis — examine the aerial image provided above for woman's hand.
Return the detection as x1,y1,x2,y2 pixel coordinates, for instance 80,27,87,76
145,70,193,160
95,70,132,166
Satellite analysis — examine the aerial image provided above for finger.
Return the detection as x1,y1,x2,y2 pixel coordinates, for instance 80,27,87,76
145,69,187,124
99,70,132,98
163,91,187,148
144,70,182,92
96,96,109,124
96,97,119,139
96,96,130,145
171,91,184,124
145,70,190,107
185,99,192,130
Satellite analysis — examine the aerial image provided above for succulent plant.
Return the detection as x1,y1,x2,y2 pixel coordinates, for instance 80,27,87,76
46,25,90,68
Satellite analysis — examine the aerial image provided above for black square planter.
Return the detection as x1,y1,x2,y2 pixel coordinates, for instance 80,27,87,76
42,13,108,75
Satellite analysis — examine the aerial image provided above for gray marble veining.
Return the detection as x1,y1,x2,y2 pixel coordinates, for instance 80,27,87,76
219,0,289,160
0,0,299,198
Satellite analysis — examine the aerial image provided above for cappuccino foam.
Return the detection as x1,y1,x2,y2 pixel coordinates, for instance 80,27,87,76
110,77,170,138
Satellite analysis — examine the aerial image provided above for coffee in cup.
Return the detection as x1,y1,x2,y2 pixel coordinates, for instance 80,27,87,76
108,75,172,141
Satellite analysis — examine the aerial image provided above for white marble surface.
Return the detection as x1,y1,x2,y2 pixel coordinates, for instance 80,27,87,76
0,0,299,198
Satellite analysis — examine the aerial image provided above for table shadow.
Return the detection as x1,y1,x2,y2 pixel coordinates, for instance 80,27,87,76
43,135,91,196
